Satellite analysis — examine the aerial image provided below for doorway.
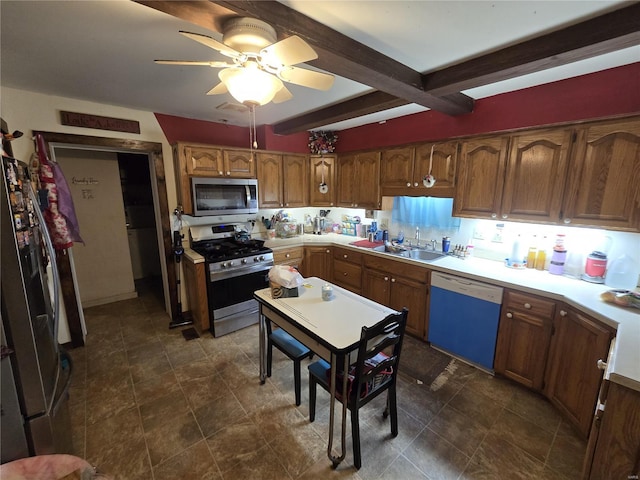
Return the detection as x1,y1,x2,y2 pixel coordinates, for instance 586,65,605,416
34,131,175,347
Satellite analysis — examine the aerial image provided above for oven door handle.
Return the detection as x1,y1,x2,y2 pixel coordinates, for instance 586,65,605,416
210,263,273,282
245,185,251,207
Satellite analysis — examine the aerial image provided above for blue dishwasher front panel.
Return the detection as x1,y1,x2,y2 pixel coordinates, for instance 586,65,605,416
428,285,502,370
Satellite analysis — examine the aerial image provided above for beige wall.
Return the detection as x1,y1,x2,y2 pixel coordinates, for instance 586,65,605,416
56,148,136,306
1,86,179,312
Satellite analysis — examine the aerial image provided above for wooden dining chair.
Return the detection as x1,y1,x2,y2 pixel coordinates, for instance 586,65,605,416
307,308,409,469
266,320,314,406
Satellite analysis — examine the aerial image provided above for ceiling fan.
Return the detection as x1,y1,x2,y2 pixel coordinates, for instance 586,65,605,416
155,17,335,106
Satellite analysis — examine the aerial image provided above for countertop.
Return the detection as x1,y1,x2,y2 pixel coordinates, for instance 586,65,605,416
185,233,640,391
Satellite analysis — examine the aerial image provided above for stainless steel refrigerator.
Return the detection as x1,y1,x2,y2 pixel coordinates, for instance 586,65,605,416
1,156,73,463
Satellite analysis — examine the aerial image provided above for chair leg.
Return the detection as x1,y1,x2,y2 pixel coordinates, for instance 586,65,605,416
293,359,302,406
351,406,362,469
266,342,273,378
309,376,317,422
389,386,398,437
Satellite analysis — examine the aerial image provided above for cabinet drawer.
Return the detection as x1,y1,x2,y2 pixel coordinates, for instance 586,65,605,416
333,259,362,290
364,255,429,283
504,290,556,317
333,247,363,264
273,247,304,264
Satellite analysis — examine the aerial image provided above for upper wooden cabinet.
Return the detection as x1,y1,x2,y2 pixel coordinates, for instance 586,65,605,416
453,135,509,219
309,155,337,207
501,128,573,223
256,152,308,209
380,142,458,197
337,151,381,209
561,118,640,231
172,142,256,214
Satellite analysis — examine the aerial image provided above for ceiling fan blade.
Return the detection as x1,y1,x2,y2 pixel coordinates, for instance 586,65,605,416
154,60,232,68
206,82,228,96
179,31,240,58
261,35,317,66
279,66,334,91
272,86,293,104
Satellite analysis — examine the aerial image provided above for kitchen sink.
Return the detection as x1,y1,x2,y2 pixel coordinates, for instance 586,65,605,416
401,249,445,261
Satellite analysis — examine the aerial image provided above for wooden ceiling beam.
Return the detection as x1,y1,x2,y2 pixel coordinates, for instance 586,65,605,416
422,2,640,96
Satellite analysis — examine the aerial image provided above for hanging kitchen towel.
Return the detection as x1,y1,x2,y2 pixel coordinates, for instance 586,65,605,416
35,134,83,249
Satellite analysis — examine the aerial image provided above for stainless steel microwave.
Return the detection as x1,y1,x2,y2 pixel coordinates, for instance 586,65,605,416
191,177,258,217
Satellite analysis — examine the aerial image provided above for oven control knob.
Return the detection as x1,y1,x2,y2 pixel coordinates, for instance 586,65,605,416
228,261,234,267
242,258,247,264
253,256,260,262
258,255,265,261
221,262,227,268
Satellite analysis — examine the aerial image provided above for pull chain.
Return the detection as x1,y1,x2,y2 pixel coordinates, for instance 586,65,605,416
249,104,258,160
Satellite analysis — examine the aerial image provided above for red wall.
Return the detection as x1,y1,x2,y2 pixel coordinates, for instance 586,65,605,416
337,63,640,152
155,63,639,153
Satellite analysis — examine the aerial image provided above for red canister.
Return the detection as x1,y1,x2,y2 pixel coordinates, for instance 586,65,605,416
585,251,607,278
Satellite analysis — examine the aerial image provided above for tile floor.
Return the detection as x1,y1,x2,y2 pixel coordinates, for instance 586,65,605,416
68,280,587,479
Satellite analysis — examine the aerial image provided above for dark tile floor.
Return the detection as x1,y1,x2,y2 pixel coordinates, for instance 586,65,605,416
67,281,586,479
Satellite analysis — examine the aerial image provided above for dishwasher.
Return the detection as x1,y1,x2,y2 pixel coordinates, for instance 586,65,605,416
428,272,503,372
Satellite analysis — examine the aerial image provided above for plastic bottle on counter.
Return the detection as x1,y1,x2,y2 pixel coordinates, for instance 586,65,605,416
535,236,548,270
526,235,537,269
397,230,404,244
548,234,567,275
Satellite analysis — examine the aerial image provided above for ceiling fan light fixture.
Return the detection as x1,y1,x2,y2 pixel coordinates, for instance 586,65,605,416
219,66,283,106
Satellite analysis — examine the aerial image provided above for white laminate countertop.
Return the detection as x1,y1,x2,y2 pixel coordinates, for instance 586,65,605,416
185,233,640,391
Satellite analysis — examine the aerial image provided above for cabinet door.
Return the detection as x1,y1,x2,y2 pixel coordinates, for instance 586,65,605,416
356,151,381,209
223,149,256,178
183,258,209,333
501,128,572,223
274,247,304,271
414,141,458,197
454,136,509,219
256,153,283,208
337,154,358,207
389,274,427,339
332,259,362,294
380,147,415,195
309,155,336,207
362,268,391,306
544,306,613,437
282,154,308,208
494,291,555,391
562,118,640,231
184,145,224,176
303,247,332,280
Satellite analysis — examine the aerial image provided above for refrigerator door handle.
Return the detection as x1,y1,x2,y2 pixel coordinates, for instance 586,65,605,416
51,348,73,417
27,183,61,347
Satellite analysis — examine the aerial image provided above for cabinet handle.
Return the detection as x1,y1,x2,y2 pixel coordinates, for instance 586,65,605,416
563,218,571,224
285,203,289,206
502,214,508,219
414,182,419,187
384,276,389,281
391,278,396,283
524,303,531,309
597,359,607,370
343,254,348,258
560,310,567,317
354,203,358,207
218,171,223,176
343,272,348,276
406,182,411,187
285,253,290,258
491,213,497,219
326,249,330,253
330,203,334,206
226,171,231,176
506,312,513,318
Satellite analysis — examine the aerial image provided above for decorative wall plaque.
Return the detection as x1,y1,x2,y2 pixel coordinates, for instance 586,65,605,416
60,111,140,134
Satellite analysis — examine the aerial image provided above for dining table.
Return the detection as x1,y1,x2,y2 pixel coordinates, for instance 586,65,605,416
254,276,398,467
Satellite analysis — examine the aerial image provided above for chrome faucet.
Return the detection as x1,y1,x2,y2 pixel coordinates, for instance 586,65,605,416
428,239,437,251
415,227,420,247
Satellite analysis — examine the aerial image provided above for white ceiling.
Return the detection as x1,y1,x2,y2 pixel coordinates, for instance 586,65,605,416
1,1,637,132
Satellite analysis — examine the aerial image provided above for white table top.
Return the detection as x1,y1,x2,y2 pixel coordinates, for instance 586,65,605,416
255,277,398,353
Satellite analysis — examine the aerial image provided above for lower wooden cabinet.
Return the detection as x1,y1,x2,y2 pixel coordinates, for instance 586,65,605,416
183,256,209,333
494,290,555,391
273,246,304,271
544,305,614,437
303,246,332,280
331,247,363,294
582,381,640,479
362,255,429,339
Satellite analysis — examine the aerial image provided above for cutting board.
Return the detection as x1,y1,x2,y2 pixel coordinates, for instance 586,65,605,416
350,239,384,248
